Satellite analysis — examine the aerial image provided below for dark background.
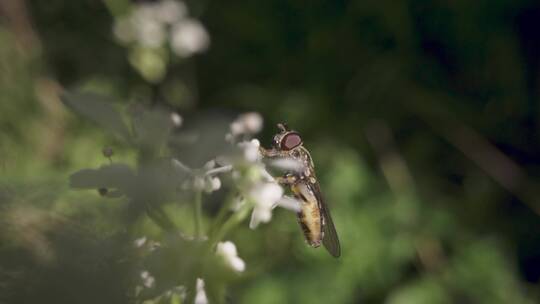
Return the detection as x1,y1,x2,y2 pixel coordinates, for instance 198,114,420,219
2,0,540,303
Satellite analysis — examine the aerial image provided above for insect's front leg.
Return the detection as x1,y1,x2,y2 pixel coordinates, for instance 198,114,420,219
259,146,282,158
275,173,298,186
259,147,298,185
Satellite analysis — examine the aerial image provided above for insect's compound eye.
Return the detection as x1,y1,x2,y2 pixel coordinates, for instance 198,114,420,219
280,132,302,150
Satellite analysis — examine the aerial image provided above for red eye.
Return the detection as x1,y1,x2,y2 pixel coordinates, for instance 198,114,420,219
281,133,302,150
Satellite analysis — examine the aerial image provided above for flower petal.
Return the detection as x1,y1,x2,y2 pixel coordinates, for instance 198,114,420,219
195,278,208,304
276,196,302,212
230,257,246,272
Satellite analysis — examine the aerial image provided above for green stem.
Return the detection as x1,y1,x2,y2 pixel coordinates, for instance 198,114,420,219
194,190,203,238
206,203,250,250
209,191,236,235
146,205,176,232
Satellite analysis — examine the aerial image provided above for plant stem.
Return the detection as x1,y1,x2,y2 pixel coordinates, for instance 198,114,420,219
194,190,203,238
207,203,250,250
146,204,177,232
209,191,236,235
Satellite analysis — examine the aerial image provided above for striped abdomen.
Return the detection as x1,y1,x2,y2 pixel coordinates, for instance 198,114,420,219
291,182,323,247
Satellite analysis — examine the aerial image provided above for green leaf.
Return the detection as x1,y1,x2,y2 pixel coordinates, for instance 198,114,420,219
130,106,172,150
130,159,189,204
61,91,131,140
69,163,135,194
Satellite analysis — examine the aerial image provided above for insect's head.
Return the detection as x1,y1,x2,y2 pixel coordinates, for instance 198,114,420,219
272,123,303,151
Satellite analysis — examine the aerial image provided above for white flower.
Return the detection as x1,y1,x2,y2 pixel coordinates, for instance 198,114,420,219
205,164,233,176
204,176,221,193
248,182,284,229
136,18,166,48
230,112,263,136
203,159,216,170
276,196,302,212
172,158,192,173
218,139,263,166
216,241,246,273
112,0,209,62
149,240,161,251
259,165,277,182
238,139,261,163
171,19,210,57
172,158,230,192
170,112,183,127
200,160,226,193
191,176,204,191
133,3,160,23
141,270,155,288
230,195,245,211
195,278,208,304
157,0,187,24
134,236,147,248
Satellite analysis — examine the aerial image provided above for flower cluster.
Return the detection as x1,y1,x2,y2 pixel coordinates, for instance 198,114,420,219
223,114,301,229
172,159,230,194
112,0,210,82
125,109,305,303
140,270,156,288
169,112,300,230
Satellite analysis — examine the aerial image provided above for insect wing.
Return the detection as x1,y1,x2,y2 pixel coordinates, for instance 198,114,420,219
321,201,341,257
311,183,341,258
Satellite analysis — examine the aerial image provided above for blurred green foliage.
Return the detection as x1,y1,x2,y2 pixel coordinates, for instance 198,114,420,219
2,0,540,303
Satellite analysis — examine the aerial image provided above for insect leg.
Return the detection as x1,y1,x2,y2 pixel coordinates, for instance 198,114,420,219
259,147,279,157
275,174,298,186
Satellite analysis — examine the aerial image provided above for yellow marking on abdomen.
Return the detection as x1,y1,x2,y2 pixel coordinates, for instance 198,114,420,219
291,183,322,247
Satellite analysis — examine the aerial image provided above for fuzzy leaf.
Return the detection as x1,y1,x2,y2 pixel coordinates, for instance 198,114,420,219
69,163,135,193
62,91,131,140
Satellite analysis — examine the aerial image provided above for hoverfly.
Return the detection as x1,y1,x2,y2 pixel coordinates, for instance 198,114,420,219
260,123,341,257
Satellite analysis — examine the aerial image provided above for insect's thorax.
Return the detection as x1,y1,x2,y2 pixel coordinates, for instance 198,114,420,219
287,146,316,182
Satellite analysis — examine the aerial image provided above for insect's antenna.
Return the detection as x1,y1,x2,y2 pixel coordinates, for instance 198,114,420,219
277,123,289,132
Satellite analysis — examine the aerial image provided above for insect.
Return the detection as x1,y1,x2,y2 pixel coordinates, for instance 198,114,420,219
259,123,341,257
